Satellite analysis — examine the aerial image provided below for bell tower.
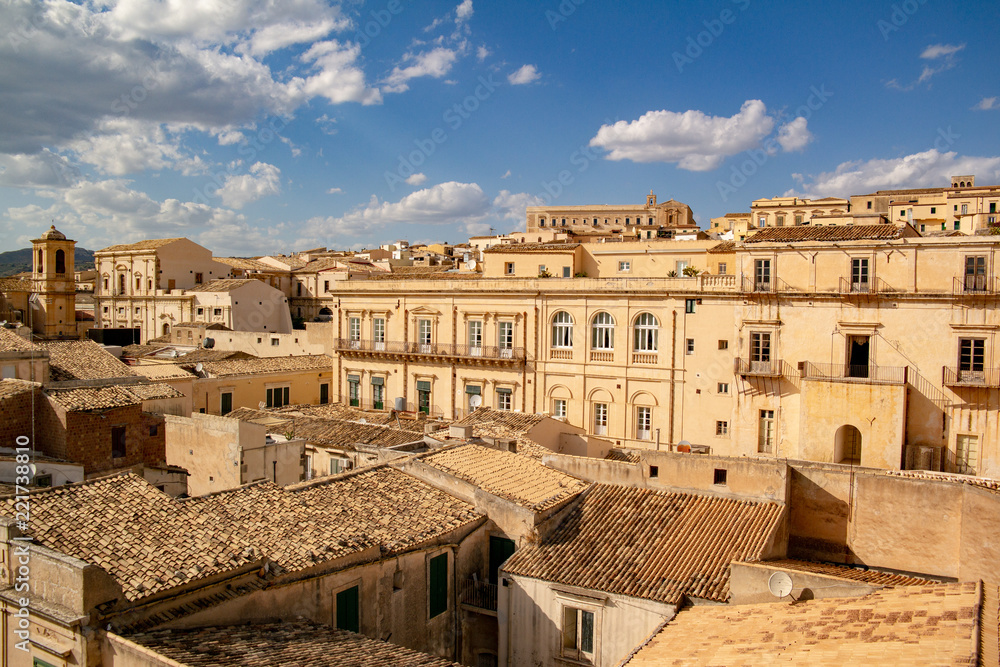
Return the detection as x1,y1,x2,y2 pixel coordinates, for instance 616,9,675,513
31,225,77,339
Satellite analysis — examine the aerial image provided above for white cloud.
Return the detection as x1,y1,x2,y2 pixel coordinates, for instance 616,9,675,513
887,43,965,91
508,64,541,85
382,47,461,93
920,43,965,60
406,173,428,186
493,190,543,224
455,0,474,23
216,162,282,208
788,149,1000,198
300,40,383,105
501,169,511,179
423,17,446,32
589,100,774,171
776,117,813,153
0,151,81,188
477,45,491,62
327,187,343,194
67,119,205,176
311,181,490,237
246,19,344,56
216,130,245,146
973,96,999,111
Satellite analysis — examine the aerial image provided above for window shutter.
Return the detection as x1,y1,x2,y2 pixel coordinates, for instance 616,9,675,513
429,553,448,618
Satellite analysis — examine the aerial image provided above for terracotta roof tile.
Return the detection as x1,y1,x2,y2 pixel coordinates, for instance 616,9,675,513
0,328,40,352
127,620,460,666
227,408,422,449
503,484,784,604
214,257,279,271
98,238,185,253
197,355,332,377
744,224,908,244
38,340,136,381
0,379,37,399
46,383,182,411
454,409,551,459
605,449,641,463
483,242,580,254
131,364,198,380
763,559,937,587
275,403,433,433
423,444,589,510
625,583,981,666
186,279,260,292
0,277,33,292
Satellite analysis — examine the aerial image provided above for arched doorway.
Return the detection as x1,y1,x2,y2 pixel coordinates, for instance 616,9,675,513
835,425,862,465
162,323,170,337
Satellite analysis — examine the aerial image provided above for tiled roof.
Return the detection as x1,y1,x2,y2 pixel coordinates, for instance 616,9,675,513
369,270,479,281
454,408,551,459
0,327,40,352
882,469,1000,496
762,559,936,587
743,224,907,244
483,242,580,254
186,279,259,292
707,240,737,253
0,277,33,292
422,444,589,511
272,403,433,433
227,408,422,449
983,581,999,666
624,583,981,666
188,466,481,571
46,383,181,411
131,363,197,380
196,355,332,377
38,340,137,381
0,379,37,399
605,449,641,463
10,468,481,604
121,344,165,358
173,321,231,329
98,238,185,253
7,474,263,602
170,348,252,363
261,255,308,270
127,620,460,666
503,484,784,604
214,256,278,271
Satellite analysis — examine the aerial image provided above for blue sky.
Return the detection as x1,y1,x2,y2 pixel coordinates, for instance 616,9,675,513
1,0,998,256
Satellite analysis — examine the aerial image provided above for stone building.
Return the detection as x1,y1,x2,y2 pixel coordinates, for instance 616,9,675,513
525,192,698,239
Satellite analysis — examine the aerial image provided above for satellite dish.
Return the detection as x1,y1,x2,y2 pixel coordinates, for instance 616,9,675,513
468,259,477,270
767,571,793,598
195,363,203,373
469,395,482,408
258,401,266,409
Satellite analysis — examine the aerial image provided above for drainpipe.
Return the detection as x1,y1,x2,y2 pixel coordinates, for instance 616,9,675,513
669,310,677,446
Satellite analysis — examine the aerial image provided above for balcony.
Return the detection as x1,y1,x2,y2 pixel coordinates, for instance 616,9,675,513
953,276,996,296
549,348,573,360
800,362,907,385
631,352,658,365
735,358,784,378
740,276,792,294
334,338,525,366
589,350,614,363
943,367,1000,388
461,578,498,614
838,277,895,295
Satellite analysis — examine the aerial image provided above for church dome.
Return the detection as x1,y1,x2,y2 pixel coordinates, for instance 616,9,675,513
40,225,66,240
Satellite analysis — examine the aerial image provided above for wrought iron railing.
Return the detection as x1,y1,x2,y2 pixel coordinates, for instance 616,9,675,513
953,276,995,295
942,367,1000,388
735,358,783,377
334,338,525,362
461,578,498,612
801,362,907,385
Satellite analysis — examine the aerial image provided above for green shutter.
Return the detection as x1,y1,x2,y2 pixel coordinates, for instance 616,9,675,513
221,392,232,415
489,536,516,584
429,553,448,618
417,380,431,392
465,385,481,395
336,585,360,633
347,374,360,383
371,376,384,385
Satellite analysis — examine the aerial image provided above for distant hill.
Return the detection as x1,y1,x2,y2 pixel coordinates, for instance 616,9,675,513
0,247,95,277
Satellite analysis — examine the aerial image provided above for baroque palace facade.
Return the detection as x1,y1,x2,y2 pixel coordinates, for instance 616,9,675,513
325,225,1000,479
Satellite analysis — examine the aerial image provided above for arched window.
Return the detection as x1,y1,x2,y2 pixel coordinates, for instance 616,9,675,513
551,311,574,348
633,313,658,352
55,249,65,275
36,249,43,273
118,274,126,294
591,312,615,350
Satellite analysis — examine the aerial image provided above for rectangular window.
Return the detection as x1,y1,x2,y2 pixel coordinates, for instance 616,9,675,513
194,272,203,284
795,214,803,225
754,259,771,291
718,339,729,350
965,256,987,291
956,434,978,475
271,338,280,346
758,410,775,453
717,383,729,394
959,338,985,373
593,403,608,436
718,262,727,275
716,421,729,436
372,380,384,410
1,365,14,379
429,553,448,618
111,426,126,459
335,585,360,633
851,258,869,291
505,262,515,275
213,308,222,316
930,207,936,214
498,321,514,352
562,607,595,661
758,217,766,228
320,383,329,405
496,388,512,411
418,319,432,350
538,264,547,274
685,299,696,314
686,338,694,355
618,260,631,272
348,375,360,407
221,392,233,415
562,266,571,278
266,386,290,408
714,468,728,485
750,332,771,363
373,317,385,350
961,204,968,215
349,317,361,342
417,380,431,415
553,398,567,419
324,280,330,292
468,320,483,351
776,215,784,226
636,406,652,440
